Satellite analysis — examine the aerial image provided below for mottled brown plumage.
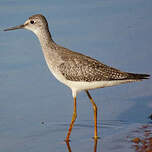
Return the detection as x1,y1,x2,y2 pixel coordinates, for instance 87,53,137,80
58,48,149,82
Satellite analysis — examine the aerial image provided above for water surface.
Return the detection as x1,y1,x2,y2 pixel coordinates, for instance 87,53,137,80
0,0,152,151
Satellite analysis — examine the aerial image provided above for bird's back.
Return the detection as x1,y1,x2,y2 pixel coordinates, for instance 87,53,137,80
53,45,149,82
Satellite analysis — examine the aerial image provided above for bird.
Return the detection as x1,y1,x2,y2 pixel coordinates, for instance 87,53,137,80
4,14,150,141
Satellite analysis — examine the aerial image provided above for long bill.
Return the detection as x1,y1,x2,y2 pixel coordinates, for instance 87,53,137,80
4,24,25,31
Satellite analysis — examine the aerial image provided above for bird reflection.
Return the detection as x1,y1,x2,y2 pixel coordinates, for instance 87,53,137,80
65,139,98,152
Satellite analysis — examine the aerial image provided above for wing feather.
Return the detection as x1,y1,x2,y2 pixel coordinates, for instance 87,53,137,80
58,51,128,82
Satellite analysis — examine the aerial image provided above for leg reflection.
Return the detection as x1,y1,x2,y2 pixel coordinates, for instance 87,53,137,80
94,139,98,152
65,141,72,152
65,139,99,152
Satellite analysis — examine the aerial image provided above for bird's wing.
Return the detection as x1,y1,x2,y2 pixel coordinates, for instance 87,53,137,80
58,51,129,82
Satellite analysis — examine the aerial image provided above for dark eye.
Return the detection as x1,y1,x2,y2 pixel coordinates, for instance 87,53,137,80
30,20,34,24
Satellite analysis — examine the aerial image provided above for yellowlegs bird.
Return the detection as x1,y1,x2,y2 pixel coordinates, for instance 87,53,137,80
4,14,150,141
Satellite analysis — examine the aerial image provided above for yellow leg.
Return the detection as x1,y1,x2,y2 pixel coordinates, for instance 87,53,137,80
65,96,77,141
85,90,98,139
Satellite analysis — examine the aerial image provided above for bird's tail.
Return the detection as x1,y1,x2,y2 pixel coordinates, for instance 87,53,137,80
126,72,150,80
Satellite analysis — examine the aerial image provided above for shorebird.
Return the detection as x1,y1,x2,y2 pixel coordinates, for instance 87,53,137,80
4,14,150,141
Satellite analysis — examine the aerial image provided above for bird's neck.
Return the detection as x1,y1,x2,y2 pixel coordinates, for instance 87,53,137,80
36,28,55,51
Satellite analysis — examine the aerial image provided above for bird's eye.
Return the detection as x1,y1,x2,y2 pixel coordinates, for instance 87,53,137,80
30,20,35,24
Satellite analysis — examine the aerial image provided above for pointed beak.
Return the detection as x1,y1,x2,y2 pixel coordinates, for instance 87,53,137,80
4,24,25,31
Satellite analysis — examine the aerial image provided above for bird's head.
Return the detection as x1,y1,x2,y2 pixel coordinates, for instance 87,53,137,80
4,14,49,35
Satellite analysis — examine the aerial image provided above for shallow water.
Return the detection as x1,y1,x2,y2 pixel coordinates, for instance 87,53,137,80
0,0,152,151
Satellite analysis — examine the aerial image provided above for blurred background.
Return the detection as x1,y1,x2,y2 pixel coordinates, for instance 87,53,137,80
0,0,152,151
